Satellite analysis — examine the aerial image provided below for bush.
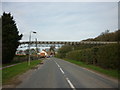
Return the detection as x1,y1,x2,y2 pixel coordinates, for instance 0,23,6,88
57,45,73,58
96,44,119,69
66,44,119,69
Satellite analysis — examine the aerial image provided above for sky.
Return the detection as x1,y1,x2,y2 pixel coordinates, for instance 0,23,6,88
1,1,118,43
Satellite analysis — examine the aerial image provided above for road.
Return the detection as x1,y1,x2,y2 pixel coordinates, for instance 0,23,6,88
17,57,118,89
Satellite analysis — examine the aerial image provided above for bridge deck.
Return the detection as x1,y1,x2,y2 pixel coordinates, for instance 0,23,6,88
20,41,118,45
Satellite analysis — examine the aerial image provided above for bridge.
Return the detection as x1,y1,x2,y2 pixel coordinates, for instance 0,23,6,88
20,41,117,45
18,41,118,48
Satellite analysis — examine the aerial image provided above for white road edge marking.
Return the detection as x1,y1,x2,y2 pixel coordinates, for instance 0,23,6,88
66,78,76,90
59,68,65,74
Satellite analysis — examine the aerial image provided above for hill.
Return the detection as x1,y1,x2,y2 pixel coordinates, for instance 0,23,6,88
83,30,120,42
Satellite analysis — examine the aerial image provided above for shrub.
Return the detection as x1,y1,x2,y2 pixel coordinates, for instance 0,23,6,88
66,44,119,69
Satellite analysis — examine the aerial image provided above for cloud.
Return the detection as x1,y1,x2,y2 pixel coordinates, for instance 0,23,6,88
2,2,118,42
2,0,120,2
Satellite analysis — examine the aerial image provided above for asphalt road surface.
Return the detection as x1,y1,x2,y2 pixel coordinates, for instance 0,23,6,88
17,57,118,89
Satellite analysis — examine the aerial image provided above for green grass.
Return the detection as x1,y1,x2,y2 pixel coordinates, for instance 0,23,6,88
0,70,1,86
63,58,119,79
2,61,22,67
2,60,42,84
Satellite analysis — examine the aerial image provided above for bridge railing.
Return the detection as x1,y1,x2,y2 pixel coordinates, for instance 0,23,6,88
19,41,118,45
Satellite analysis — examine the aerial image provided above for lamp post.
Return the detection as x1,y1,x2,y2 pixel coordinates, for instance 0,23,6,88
28,31,36,65
35,38,38,59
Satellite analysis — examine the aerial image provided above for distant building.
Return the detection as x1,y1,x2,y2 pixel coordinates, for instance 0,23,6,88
39,49,48,58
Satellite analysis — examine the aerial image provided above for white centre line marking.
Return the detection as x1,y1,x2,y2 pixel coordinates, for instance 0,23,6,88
59,68,65,74
56,63,60,67
54,61,60,68
54,60,76,90
66,78,76,90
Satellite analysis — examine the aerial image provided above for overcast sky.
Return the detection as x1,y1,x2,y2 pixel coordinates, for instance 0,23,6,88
1,1,118,42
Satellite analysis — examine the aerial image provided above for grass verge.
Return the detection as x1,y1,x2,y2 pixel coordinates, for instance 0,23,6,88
2,62,21,67
2,60,42,85
63,58,119,80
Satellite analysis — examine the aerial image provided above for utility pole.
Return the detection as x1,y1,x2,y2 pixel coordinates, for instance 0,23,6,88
28,31,36,66
35,38,38,59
